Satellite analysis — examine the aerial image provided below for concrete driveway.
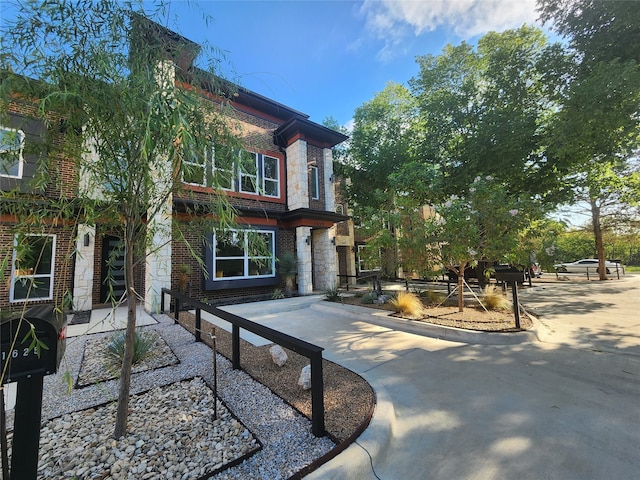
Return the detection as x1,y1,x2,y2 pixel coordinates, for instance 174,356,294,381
219,275,640,479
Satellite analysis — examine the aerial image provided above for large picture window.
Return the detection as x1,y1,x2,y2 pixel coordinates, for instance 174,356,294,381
213,229,275,280
10,234,56,302
0,126,25,179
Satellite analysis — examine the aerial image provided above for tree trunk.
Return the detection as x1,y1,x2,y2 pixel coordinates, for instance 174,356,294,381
114,235,137,438
590,199,608,281
457,260,466,312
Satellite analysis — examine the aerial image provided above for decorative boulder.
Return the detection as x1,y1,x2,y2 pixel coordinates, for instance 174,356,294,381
375,294,390,304
298,364,312,390
269,345,288,367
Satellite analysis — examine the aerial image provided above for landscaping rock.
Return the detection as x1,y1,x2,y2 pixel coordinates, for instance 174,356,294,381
298,364,312,390
269,345,288,367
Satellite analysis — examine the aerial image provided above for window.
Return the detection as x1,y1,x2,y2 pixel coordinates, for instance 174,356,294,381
262,155,279,197
0,126,25,178
336,204,344,215
357,244,380,273
11,234,56,302
310,165,319,200
184,145,279,198
212,143,235,191
182,147,208,186
213,229,275,280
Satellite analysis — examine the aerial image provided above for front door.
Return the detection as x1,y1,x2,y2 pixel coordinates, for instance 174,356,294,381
100,235,126,304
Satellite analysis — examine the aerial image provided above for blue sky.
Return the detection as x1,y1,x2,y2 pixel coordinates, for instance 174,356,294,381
165,0,546,128
0,0,547,127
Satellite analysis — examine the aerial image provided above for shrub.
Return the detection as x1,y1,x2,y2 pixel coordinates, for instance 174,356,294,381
360,291,378,304
271,288,285,300
481,285,511,311
425,289,446,305
390,291,424,317
105,329,158,367
325,285,342,302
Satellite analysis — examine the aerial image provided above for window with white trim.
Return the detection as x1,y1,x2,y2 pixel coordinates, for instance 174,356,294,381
182,146,209,186
239,151,258,194
310,165,319,200
10,234,56,302
184,145,279,198
213,229,275,280
0,126,25,178
336,204,344,215
357,244,380,273
212,143,235,191
262,155,279,197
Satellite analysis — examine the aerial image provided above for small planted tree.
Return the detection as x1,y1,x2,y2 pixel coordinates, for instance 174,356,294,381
424,177,533,312
1,0,243,438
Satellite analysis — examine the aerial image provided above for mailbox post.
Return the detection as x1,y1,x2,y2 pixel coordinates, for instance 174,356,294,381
494,270,525,329
1,305,66,480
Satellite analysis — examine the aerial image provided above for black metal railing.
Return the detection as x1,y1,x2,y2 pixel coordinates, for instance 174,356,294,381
161,288,326,437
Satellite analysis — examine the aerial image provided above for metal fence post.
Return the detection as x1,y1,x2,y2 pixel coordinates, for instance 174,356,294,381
310,351,326,437
232,324,240,370
195,308,202,343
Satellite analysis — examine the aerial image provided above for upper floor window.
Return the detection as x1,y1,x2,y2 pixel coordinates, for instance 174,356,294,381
11,234,56,302
310,165,319,200
262,155,279,197
336,204,344,215
184,145,279,198
239,151,258,194
0,126,25,178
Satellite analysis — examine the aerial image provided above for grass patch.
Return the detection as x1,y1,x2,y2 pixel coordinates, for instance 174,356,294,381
390,291,424,317
481,285,511,311
105,329,158,367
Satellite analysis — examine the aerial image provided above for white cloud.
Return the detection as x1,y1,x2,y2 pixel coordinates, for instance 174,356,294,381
360,0,540,44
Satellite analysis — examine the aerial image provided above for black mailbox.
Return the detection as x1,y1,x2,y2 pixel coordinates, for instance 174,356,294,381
1,305,66,384
494,270,526,283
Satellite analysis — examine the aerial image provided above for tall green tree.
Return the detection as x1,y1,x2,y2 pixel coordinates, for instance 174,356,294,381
409,25,568,206
1,0,240,438
538,0,640,279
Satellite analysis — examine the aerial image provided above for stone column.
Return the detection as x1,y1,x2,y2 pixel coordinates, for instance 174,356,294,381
145,208,172,313
296,226,313,295
286,139,309,210
323,148,335,211
313,228,337,291
72,224,95,311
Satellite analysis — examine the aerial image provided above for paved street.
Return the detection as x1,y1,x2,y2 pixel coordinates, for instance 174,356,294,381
219,274,640,479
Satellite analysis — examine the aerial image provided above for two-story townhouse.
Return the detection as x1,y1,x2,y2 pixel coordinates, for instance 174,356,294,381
2,21,348,315
0,90,78,314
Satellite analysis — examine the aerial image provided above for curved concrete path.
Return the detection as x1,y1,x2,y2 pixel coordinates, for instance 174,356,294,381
219,274,640,480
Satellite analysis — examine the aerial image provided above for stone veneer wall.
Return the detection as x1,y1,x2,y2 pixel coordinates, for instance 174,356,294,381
312,228,337,291
72,224,95,311
323,149,335,211
296,226,313,295
287,140,309,210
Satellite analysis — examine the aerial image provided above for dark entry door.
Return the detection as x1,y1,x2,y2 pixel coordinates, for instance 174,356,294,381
100,235,126,303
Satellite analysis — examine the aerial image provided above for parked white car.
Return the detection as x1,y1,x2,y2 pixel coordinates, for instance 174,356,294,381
554,258,624,274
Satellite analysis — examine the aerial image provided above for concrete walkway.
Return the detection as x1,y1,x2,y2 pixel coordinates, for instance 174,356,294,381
217,275,640,480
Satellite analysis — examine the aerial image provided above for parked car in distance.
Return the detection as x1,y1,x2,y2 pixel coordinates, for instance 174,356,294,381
554,258,624,274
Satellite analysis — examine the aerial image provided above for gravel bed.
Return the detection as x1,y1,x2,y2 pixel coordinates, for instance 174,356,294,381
4,314,335,479
76,333,179,387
